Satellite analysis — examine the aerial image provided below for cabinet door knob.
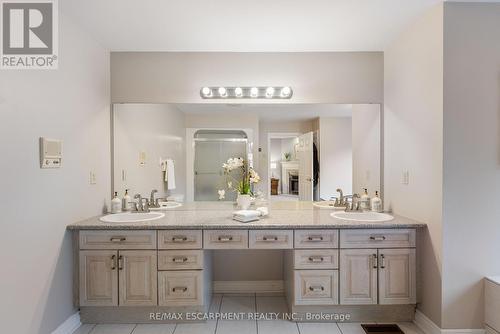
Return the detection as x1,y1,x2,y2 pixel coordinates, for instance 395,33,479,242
218,236,233,242
172,256,188,263
118,255,123,270
372,253,378,268
379,254,386,269
172,287,188,293
369,235,386,241
308,256,324,263
307,236,324,242
110,237,126,242
262,236,279,241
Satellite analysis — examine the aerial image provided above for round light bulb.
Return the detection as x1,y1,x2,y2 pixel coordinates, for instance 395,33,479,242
218,87,227,97
201,87,212,97
280,86,291,97
234,87,243,97
266,86,275,98
250,87,259,98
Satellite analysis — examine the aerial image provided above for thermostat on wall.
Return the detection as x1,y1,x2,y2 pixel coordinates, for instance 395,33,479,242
40,137,62,168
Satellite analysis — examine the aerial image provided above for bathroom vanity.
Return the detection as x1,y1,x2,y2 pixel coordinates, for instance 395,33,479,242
67,202,425,323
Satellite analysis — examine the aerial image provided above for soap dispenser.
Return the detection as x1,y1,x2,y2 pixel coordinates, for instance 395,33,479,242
360,188,371,210
122,189,131,211
111,192,122,214
371,191,383,213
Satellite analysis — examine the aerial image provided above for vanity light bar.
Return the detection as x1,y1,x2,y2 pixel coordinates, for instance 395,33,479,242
200,86,293,99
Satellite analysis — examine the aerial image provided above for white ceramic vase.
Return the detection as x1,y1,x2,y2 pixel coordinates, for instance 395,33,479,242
237,194,252,210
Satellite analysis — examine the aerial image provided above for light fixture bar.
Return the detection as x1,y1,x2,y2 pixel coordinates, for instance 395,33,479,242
200,86,293,99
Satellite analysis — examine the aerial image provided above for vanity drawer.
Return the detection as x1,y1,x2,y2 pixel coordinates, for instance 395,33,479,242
203,230,248,249
158,230,202,249
294,250,338,269
249,230,293,249
158,271,203,306
158,250,204,270
79,230,156,250
294,270,338,305
294,230,338,248
340,229,416,248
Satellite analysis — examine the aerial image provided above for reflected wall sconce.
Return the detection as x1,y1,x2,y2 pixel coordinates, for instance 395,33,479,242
200,86,293,99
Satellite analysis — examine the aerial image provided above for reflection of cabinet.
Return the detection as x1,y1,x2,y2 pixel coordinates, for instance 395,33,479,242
340,248,416,305
79,250,157,306
271,178,279,195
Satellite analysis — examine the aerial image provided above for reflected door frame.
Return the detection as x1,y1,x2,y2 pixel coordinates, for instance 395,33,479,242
267,132,302,200
186,128,254,202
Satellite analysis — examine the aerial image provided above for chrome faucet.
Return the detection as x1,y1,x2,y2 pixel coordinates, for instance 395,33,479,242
132,194,150,212
334,188,349,207
345,194,362,212
149,189,159,208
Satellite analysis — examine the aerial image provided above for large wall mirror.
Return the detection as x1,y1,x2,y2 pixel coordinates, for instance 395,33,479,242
112,103,381,203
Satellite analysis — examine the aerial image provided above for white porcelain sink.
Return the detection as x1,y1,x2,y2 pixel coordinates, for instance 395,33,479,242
331,211,394,222
149,201,183,210
100,212,165,223
313,201,346,209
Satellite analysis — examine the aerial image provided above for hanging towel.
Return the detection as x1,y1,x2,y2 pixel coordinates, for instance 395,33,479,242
165,159,176,190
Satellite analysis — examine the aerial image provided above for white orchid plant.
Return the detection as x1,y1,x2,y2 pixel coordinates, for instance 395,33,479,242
218,157,261,200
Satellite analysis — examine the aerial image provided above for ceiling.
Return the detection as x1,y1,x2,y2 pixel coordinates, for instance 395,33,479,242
61,0,442,52
175,103,353,122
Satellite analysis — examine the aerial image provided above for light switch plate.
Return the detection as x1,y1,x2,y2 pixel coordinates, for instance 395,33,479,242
139,151,146,166
402,169,410,185
89,171,97,184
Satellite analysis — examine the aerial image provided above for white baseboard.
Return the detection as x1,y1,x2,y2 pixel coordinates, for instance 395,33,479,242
213,280,284,294
414,310,485,334
51,312,81,334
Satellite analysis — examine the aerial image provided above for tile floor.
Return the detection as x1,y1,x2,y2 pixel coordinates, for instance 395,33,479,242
74,294,426,334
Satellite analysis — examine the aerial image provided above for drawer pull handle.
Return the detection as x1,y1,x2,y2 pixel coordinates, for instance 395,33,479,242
380,254,386,269
172,287,188,293
172,236,188,242
369,236,386,241
309,285,325,292
262,236,279,241
111,255,116,270
118,255,123,270
307,236,324,242
372,253,378,269
110,237,126,242
173,257,188,263
308,256,324,263
218,236,233,242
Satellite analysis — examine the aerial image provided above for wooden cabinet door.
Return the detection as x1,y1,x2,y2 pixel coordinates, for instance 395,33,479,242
340,249,378,304
378,248,416,305
79,250,118,306
118,250,157,306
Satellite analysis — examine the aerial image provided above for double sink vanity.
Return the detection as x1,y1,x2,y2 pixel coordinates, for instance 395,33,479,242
68,202,425,323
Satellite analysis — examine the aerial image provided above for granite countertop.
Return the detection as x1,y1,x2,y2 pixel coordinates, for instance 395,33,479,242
486,276,500,285
67,201,426,230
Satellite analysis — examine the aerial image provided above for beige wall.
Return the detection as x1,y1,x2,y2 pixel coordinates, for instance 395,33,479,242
384,4,444,326
111,52,383,104
113,104,186,199
0,15,110,334
442,3,500,329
